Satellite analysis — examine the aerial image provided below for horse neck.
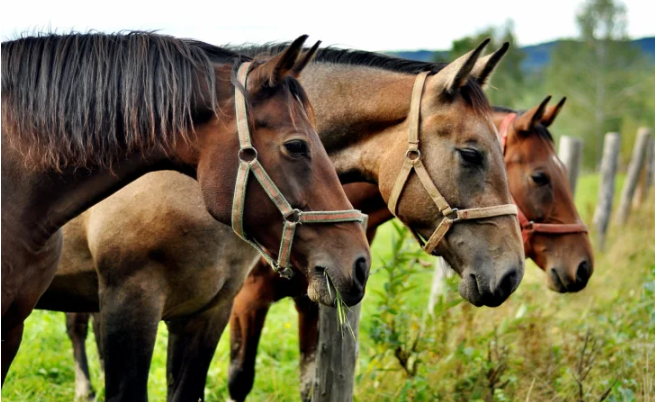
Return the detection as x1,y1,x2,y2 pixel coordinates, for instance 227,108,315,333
299,63,415,183
1,142,187,252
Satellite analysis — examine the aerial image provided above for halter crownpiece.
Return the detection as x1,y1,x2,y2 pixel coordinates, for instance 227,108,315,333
387,71,519,255
231,62,365,279
498,113,588,247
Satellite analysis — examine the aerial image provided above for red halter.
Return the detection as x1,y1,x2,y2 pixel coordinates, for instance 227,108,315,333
498,113,588,247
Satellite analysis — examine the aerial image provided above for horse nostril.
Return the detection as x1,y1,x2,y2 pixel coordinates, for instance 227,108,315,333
496,267,520,299
353,256,369,287
576,260,590,283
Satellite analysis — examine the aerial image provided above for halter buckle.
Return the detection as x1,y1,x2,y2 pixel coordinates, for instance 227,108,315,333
524,221,535,231
238,147,258,162
405,149,421,161
444,208,460,222
285,208,303,224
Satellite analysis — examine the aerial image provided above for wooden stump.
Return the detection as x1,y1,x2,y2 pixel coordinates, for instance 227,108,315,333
592,133,621,251
558,136,584,195
634,134,654,207
312,303,360,402
617,128,652,225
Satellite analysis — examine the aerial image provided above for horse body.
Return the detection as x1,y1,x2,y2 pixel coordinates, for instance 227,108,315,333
2,32,372,400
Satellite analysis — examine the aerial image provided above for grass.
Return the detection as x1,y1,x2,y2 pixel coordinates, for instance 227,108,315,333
2,174,653,401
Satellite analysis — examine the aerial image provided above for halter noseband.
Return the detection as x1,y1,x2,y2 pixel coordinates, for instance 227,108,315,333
498,113,588,247
387,72,518,255
231,62,365,279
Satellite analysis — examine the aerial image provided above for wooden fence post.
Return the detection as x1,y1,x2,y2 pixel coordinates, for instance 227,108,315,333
616,128,652,224
558,136,584,195
592,133,621,251
312,303,360,402
634,133,654,206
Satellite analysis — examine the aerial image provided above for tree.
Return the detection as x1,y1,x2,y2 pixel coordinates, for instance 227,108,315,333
545,0,654,168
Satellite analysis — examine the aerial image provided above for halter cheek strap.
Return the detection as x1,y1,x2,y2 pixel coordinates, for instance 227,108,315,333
387,71,518,255
231,62,365,279
498,113,588,248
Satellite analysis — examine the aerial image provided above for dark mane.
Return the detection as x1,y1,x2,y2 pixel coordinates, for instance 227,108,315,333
234,43,446,74
1,32,241,170
232,43,490,115
492,106,554,143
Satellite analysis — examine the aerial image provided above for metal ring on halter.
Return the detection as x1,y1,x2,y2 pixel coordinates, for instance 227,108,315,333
445,208,460,222
238,147,258,162
284,208,303,224
405,149,421,161
524,221,535,231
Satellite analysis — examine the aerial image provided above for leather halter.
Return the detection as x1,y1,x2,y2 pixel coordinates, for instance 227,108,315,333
387,72,518,255
498,113,588,247
231,62,364,279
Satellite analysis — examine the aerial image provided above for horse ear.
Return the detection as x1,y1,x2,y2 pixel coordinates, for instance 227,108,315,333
470,42,510,88
431,38,490,95
540,97,566,127
514,96,551,133
249,35,308,89
292,40,321,76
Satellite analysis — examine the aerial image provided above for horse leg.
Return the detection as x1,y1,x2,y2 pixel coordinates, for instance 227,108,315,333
227,291,272,402
165,302,231,402
1,322,24,384
91,313,105,371
295,295,319,402
100,282,163,402
66,313,96,401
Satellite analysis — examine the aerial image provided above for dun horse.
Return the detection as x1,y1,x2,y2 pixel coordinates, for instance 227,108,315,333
1,32,373,396
41,40,525,400
227,96,594,402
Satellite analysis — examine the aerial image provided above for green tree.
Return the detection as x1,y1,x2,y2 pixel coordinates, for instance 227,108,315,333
545,0,654,168
435,21,526,108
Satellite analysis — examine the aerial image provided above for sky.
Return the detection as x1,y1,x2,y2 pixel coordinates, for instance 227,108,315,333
2,0,654,51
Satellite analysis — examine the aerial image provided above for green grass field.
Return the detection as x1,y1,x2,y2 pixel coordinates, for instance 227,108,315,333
2,174,654,401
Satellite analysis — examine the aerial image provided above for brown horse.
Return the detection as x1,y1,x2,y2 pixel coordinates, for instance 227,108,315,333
1,32,372,395
227,96,594,402
44,41,525,400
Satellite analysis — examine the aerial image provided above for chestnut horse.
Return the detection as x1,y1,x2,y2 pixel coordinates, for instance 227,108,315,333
1,33,373,396
45,41,525,400
227,96,594,402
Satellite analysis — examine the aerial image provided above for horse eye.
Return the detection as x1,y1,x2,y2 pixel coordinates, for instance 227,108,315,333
457,148,484,167
283,139,310,157
531,172,550,186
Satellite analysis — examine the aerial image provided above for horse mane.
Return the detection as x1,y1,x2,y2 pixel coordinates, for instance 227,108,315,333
1,31,242,170
232,43,490,115
492,106,555,143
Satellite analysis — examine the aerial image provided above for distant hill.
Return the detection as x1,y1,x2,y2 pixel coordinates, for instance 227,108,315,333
387,37,655,71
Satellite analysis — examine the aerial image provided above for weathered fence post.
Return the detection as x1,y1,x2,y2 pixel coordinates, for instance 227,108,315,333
312,303,360,402
592,133,621,251
558,136,584,195
634,134,654,206
616,128,652,224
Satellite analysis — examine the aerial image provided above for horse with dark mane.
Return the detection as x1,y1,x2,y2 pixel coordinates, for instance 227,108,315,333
1,32,373,397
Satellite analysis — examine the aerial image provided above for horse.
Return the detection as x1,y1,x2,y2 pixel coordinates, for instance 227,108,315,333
43,40,525,401
1,32,372,396
227,95,595,402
